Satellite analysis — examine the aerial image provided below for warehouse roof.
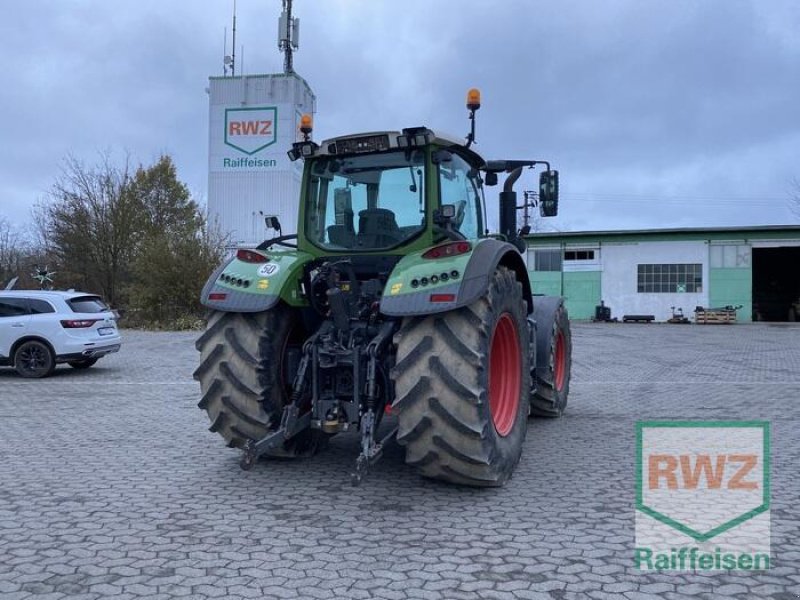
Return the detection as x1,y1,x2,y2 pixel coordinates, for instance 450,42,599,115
525,225,800,245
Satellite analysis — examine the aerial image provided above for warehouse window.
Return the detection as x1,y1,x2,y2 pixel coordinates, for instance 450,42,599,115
710,244,751,268
564,250,595,261
637,264,702,293
534,249,562,272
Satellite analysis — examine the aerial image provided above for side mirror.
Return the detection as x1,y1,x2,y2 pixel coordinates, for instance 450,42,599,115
539,170,559,217
484,172,498,186
265,215,282,233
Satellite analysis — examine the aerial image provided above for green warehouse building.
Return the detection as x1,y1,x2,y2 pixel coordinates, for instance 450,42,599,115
524,225,800,322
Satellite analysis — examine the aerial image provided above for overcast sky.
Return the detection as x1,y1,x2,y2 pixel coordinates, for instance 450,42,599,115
1,0,798,234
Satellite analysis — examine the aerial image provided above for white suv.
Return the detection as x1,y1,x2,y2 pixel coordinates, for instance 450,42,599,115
0,290,121,378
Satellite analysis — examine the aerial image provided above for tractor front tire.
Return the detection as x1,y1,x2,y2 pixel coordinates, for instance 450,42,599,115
530,297,572,417
392,267,530,487
194,306,318,456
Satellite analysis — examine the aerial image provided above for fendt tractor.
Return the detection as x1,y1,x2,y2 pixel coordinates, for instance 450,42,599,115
194,89,572,486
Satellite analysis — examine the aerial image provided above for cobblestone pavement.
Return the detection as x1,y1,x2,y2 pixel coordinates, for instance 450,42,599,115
0,323,798,600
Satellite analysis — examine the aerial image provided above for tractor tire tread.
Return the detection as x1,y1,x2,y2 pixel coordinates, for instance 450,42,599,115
530,302,572,418
194,310,283,449
392,266,530,487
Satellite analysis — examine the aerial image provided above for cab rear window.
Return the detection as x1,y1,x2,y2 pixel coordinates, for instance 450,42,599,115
67,296,109,314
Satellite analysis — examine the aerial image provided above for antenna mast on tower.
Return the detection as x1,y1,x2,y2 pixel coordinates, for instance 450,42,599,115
278,0,300,74
224,0,237,76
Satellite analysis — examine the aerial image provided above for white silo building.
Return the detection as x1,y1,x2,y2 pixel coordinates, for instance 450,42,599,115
207,2,315,246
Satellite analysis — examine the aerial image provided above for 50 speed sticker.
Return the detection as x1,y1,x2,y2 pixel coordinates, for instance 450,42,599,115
257,263,280,277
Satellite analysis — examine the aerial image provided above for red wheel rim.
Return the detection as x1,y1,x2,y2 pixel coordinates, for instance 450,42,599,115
489,313,521,437
554,330,566,391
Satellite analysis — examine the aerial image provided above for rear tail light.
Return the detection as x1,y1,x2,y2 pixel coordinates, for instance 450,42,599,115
236,249,269,263
60,319,99,328
430,293,456,303
208,292,227,301
422,241,472,259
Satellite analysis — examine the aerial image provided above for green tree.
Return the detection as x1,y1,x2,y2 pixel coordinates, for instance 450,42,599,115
127,156,226,324
132,155,200,238
35,152,225,327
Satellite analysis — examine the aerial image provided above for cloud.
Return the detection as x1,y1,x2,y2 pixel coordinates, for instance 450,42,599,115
0,0,797,234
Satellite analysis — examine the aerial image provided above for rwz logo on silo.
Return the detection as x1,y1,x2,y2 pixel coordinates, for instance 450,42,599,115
224,106,278,155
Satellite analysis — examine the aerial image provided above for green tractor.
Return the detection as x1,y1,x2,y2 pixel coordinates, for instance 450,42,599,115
194,90,572,486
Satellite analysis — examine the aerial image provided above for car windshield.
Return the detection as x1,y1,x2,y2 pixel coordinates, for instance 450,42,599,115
304,149,426,251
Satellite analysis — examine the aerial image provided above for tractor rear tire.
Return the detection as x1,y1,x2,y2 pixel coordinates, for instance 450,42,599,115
392,267,530,487
194,306,319,456
530,297,572,417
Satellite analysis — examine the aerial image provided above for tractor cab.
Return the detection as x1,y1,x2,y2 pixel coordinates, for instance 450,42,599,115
294,128,488,255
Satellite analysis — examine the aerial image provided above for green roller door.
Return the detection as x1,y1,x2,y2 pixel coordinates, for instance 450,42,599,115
529,270,601,319
709,268,752,322
529,271,561,296
563,271,601,320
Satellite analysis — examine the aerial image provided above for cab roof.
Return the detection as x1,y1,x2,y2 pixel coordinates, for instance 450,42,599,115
316,128,487,166
320,129,464,148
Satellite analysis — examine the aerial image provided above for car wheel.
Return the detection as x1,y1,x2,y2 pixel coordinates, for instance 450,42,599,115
14,340,56,378
68,358,98,369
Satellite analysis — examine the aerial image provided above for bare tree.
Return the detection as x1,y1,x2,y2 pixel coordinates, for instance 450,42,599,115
36,153,141,305
0,217,28,287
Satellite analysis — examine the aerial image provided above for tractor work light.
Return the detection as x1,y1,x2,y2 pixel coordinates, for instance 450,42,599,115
288,141,319,161
397,127,432,149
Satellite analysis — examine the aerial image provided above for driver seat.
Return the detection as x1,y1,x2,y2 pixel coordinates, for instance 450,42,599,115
357,208,401,248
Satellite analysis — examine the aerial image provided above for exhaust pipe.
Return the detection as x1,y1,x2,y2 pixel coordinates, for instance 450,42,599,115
499,167,522,240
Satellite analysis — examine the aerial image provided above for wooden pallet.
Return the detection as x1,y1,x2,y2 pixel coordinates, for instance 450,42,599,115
623,314,655,323
694,309,737,324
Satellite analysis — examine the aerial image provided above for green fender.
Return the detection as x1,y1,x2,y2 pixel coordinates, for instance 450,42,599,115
380,238,532,316
200,249,312,312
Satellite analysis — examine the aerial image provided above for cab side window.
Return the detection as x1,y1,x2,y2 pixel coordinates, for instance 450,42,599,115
438,153,482,239
0,298,29,317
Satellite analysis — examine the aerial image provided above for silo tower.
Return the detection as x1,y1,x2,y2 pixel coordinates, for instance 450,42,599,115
207,0,315,246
